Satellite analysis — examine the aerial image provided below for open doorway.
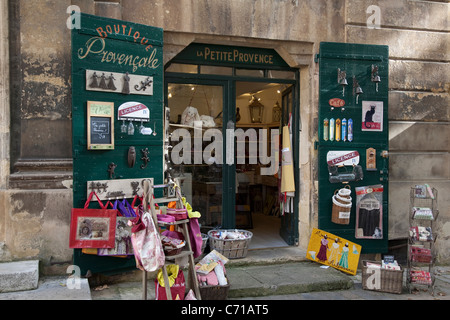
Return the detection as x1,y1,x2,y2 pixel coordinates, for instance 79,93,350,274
235,81,292,249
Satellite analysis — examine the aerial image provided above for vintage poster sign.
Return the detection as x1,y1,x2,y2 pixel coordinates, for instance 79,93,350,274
362,101,383,132
306,228,362,275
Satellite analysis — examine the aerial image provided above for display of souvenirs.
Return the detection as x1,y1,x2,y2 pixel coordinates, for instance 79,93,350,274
410,246,433,263
160,235,185,256
208,229,251,241
409,226,433,242
365,259,401,271
410,270,432,285
306,228,361,275
412,207,434,220
196,250,229,287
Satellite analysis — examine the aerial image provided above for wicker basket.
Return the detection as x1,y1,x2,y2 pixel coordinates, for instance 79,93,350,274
331,190,352,225
199,277,230,300
200,233,208,254
362,260,404,294
208,229,253,259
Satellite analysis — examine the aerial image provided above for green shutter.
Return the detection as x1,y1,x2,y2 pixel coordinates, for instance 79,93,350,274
317,42,389,254
71,14,164,275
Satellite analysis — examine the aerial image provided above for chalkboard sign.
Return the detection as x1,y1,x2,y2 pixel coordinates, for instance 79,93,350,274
87,101,114,150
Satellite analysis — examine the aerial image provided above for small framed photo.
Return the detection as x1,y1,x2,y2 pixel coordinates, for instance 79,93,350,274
414,185,427,198
69,208,117,249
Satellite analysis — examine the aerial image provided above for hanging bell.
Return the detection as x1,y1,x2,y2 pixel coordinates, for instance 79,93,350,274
353,76,363,104
355,86,363,95
338,68,348,97
371,65,381,92
373,75,381,92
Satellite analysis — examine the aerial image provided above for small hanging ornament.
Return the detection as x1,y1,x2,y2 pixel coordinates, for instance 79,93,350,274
272,101,281,122
127,120,135,135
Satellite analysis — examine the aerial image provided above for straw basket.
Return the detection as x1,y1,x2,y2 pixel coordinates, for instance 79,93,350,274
208,229,253,259
331,188,352,225
362,260,404,294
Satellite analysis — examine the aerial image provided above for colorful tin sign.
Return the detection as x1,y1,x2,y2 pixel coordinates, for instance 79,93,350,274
329,98,345,108
117,102,150,122
306,228,361,275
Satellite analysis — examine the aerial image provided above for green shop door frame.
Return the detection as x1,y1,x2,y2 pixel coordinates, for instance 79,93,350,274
165,43,299,243
316,42,389,254
71,13,164,275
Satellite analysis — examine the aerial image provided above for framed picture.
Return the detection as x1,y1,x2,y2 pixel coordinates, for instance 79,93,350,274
69,208,117,249
87,101,114,150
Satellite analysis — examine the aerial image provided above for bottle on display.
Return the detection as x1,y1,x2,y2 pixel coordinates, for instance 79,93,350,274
335,119,341,141
323,118,329,141
348,118,353,142
342,118,347,142
329,118,335,141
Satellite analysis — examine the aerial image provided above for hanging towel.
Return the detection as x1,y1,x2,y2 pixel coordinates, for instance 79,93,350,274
281,125,295,193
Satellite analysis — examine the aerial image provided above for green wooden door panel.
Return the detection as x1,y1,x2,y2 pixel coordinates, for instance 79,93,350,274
72,14,164,275
317,42,389,254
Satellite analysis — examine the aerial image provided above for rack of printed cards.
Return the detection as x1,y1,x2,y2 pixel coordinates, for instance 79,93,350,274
406,185,439,295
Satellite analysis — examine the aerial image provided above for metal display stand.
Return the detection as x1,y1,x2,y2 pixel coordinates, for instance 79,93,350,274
406,186,439,295
141,178,201,300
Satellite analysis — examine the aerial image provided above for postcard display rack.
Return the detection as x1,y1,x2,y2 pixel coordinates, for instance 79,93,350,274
406,186,439,295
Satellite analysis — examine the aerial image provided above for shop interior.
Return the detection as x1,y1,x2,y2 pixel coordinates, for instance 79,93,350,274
167,81,292,249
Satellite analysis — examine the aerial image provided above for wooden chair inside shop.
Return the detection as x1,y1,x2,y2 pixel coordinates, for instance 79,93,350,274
141,178,201,300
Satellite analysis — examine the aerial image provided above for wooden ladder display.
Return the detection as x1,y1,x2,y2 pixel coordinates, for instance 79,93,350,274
141,178,201,300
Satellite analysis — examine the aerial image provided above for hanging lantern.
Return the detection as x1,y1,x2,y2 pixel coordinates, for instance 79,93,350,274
248,95,264,123
272,101,281,122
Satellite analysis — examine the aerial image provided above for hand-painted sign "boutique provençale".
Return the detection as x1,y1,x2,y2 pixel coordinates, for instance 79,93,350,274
77,23,161,72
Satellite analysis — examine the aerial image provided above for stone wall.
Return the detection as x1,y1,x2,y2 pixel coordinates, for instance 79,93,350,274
0,0,448,274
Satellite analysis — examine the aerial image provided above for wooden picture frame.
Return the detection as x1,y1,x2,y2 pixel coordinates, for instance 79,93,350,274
87,101,114,150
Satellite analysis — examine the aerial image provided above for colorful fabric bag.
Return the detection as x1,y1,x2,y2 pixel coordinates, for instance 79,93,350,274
129,205,165,272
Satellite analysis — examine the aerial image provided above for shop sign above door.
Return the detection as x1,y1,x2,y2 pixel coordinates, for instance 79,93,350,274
172,43,289,68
